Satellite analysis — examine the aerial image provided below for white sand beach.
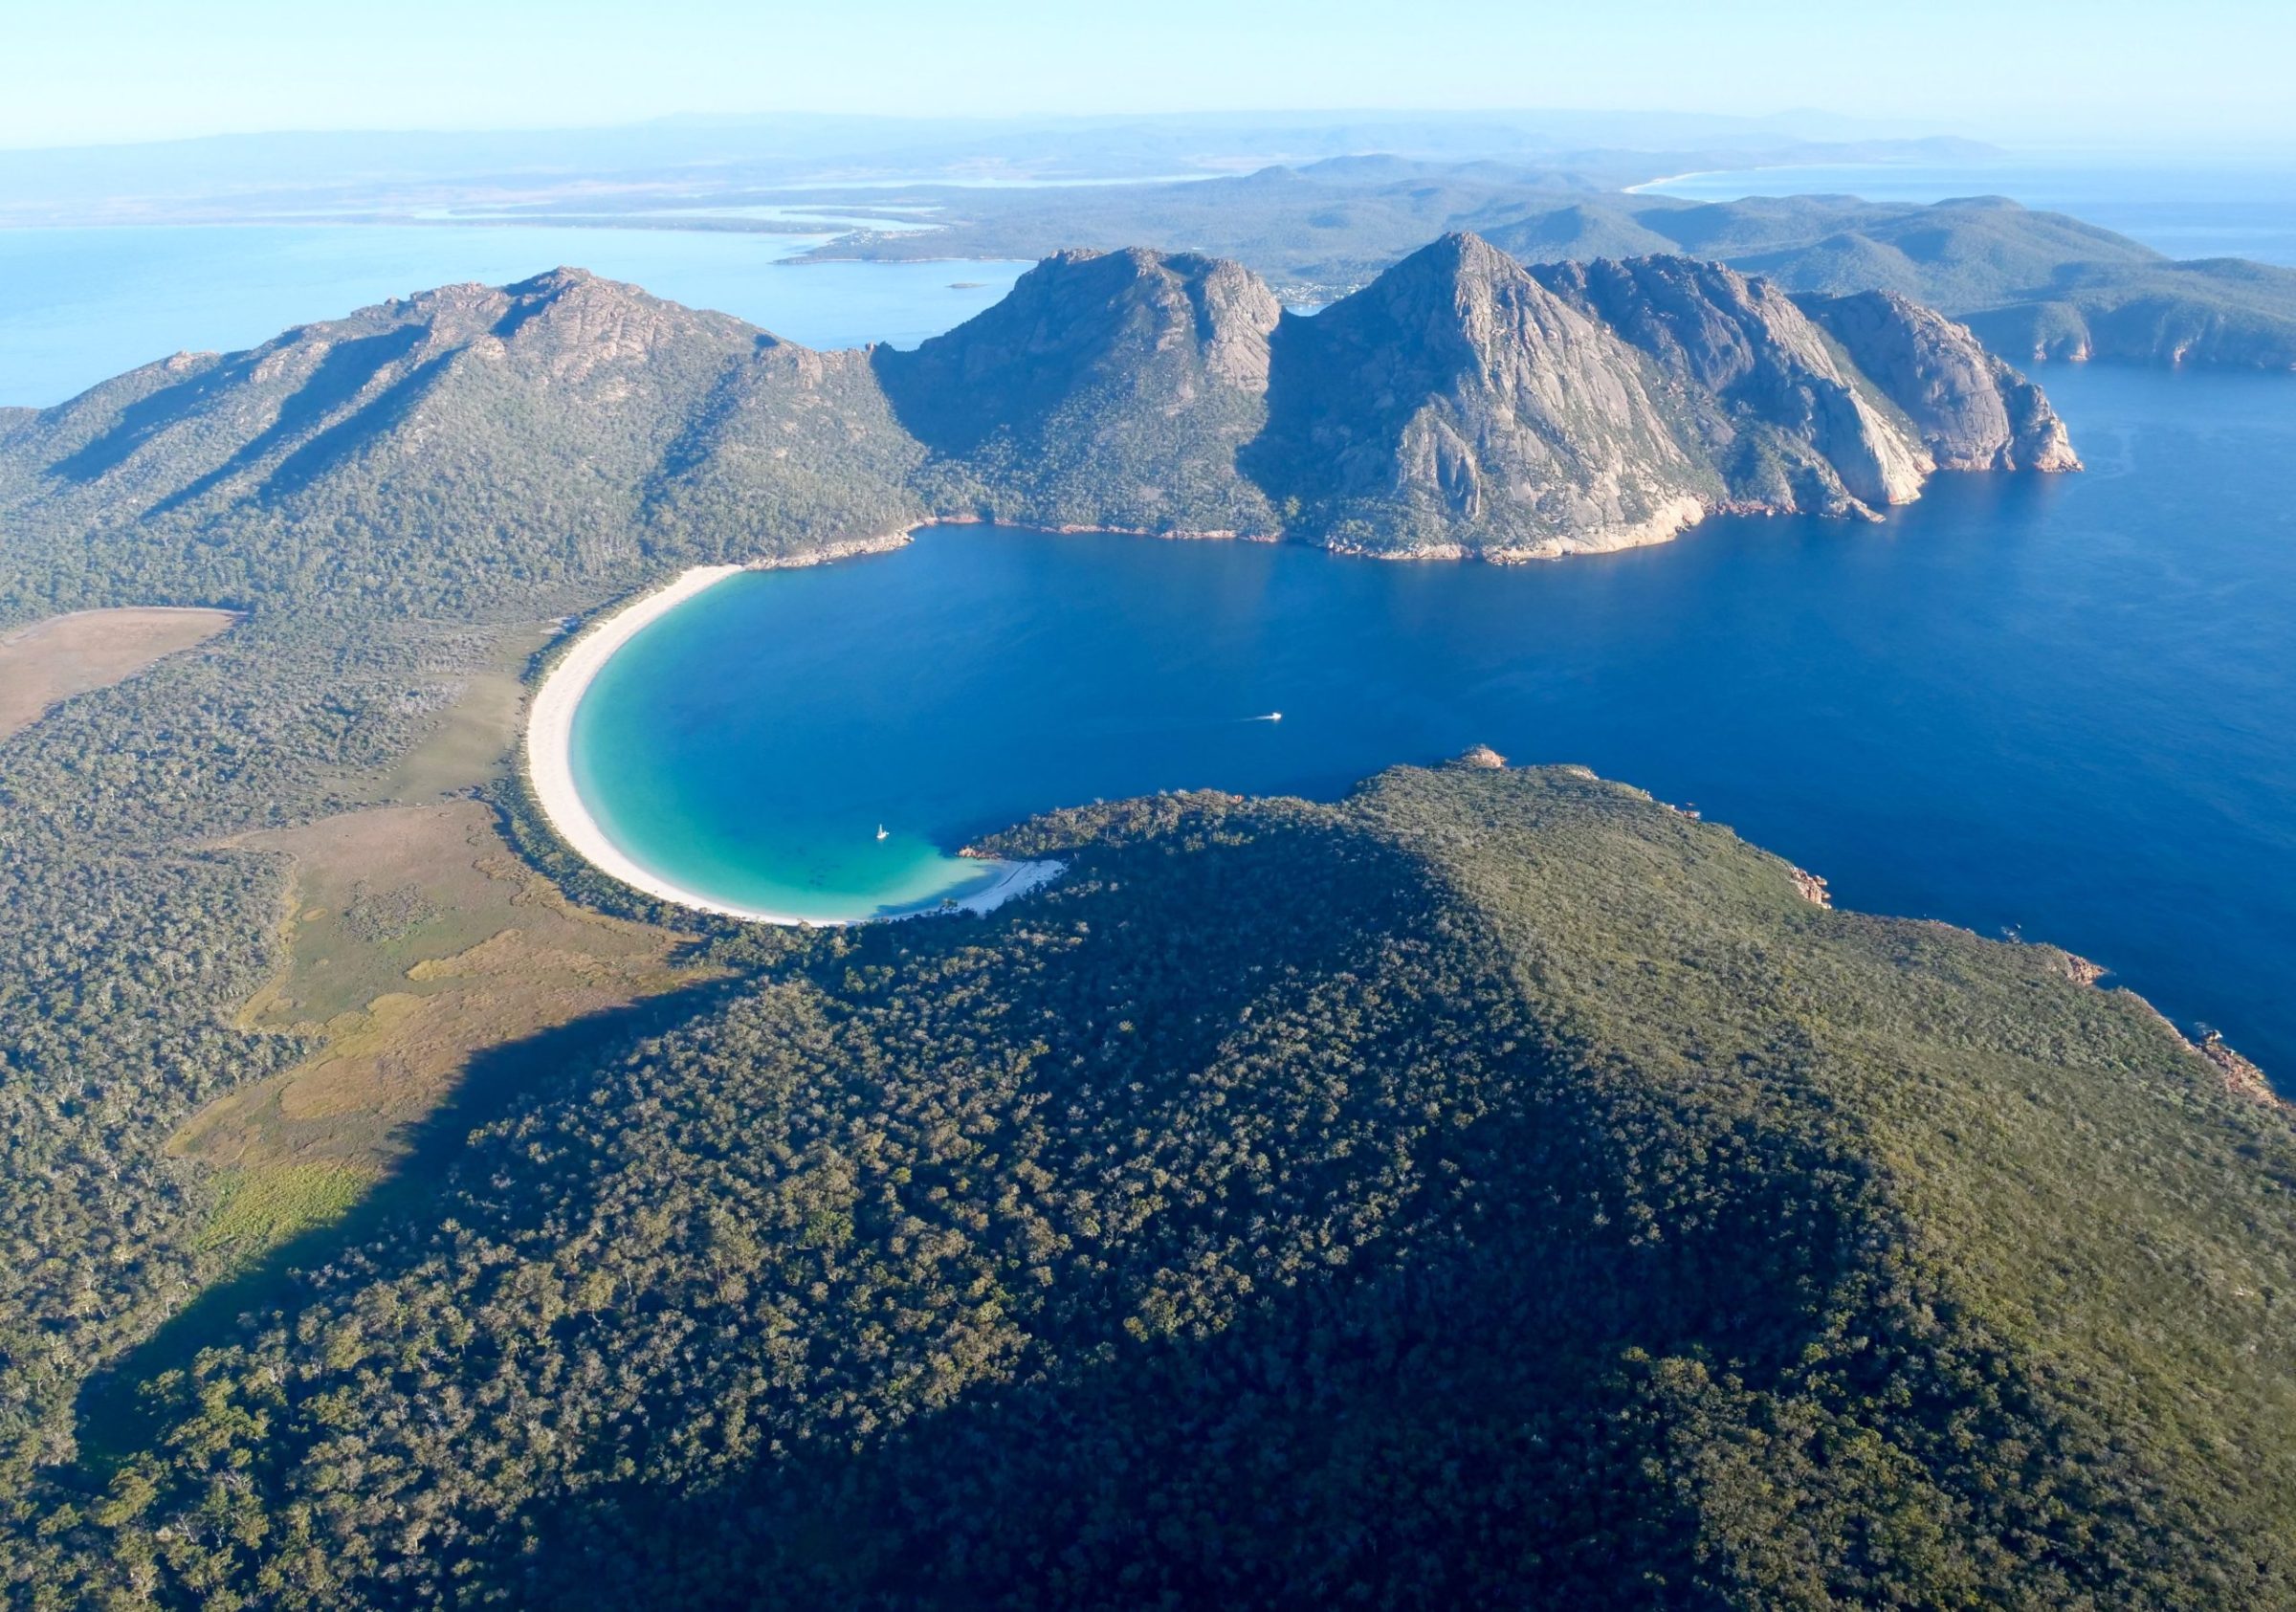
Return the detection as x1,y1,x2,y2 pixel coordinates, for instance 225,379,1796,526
523,563,1062,926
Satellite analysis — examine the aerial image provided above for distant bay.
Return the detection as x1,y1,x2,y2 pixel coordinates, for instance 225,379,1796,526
570,364,2296,1082
0,223,1029,407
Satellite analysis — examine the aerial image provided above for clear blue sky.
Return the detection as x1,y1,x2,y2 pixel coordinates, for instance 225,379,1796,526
5,0,2289,151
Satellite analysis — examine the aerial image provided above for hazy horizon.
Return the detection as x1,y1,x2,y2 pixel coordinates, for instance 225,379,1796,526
9,0,2295,154
7,109,2285,165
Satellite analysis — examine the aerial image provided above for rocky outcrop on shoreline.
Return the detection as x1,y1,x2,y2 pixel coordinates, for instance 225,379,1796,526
1799,289,2082,473
2200,1031,2281,1107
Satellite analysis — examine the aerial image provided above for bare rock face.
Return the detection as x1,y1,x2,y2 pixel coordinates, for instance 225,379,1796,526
1799,290,2081,473
875,247,1284,535
2200,1032,2281,1107
1247,234,1719,559
1531,256,1932,515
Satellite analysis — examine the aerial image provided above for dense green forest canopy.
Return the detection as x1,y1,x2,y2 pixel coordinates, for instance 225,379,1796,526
14,757,2296,1606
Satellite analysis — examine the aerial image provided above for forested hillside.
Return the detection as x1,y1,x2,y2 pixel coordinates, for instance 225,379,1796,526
0,268,925,620
18,764,2296,1606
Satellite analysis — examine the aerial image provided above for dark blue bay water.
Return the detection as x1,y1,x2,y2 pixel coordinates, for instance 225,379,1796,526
574,364,2296,1079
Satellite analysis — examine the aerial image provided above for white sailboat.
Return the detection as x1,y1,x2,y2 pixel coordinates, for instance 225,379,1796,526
875,824,889,841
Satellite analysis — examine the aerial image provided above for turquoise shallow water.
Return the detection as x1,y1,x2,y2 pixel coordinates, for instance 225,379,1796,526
568,582,1025,920
572,364,2296,1081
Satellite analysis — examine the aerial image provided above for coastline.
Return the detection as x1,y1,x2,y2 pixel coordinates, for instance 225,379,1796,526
522,557,1063,927
1623,163,1789,195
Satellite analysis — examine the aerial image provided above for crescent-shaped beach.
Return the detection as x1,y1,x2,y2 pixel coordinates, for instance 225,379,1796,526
522,563,1063,926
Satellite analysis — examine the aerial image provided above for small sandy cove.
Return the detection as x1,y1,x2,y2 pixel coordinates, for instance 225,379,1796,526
523,565,1061,926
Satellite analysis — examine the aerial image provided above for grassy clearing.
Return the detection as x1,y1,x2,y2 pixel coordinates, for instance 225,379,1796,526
83,797,716,1459
358,626,550,802
174,798,711,1174
194,1163,376,1271
0,607,239,740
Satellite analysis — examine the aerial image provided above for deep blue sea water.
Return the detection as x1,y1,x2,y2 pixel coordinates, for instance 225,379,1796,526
574,364,2296,1079
0,224,1029,407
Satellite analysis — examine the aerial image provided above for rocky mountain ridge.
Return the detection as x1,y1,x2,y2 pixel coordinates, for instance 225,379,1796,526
0,236,2076,604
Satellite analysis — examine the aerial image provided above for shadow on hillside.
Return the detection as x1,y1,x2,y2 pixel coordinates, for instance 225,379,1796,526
72,975,746,1475
870,341,1004,456
148,328,432,515
471,1095,1769,1610
58,786,2042,1605
50,360,253,482
428,813,1900,1605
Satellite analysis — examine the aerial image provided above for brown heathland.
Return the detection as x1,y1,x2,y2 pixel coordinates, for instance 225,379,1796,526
0,607,240,740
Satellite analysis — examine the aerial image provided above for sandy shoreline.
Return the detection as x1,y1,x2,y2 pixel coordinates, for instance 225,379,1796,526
523,561,1062,927
1623,164,1789,195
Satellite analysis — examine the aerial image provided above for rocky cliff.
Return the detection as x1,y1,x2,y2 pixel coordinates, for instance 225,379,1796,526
1529,254,1930,517
1246,234,1718,557
1799,289,2081,472
875,246,1282,535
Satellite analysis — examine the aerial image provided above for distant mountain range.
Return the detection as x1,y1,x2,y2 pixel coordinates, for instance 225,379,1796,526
11,121,2286,371
800,165,2296,369
0,235,2072,615
1499,190,2296,368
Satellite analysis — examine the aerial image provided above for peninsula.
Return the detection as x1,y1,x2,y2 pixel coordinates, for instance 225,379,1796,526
9,227,2296,1612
